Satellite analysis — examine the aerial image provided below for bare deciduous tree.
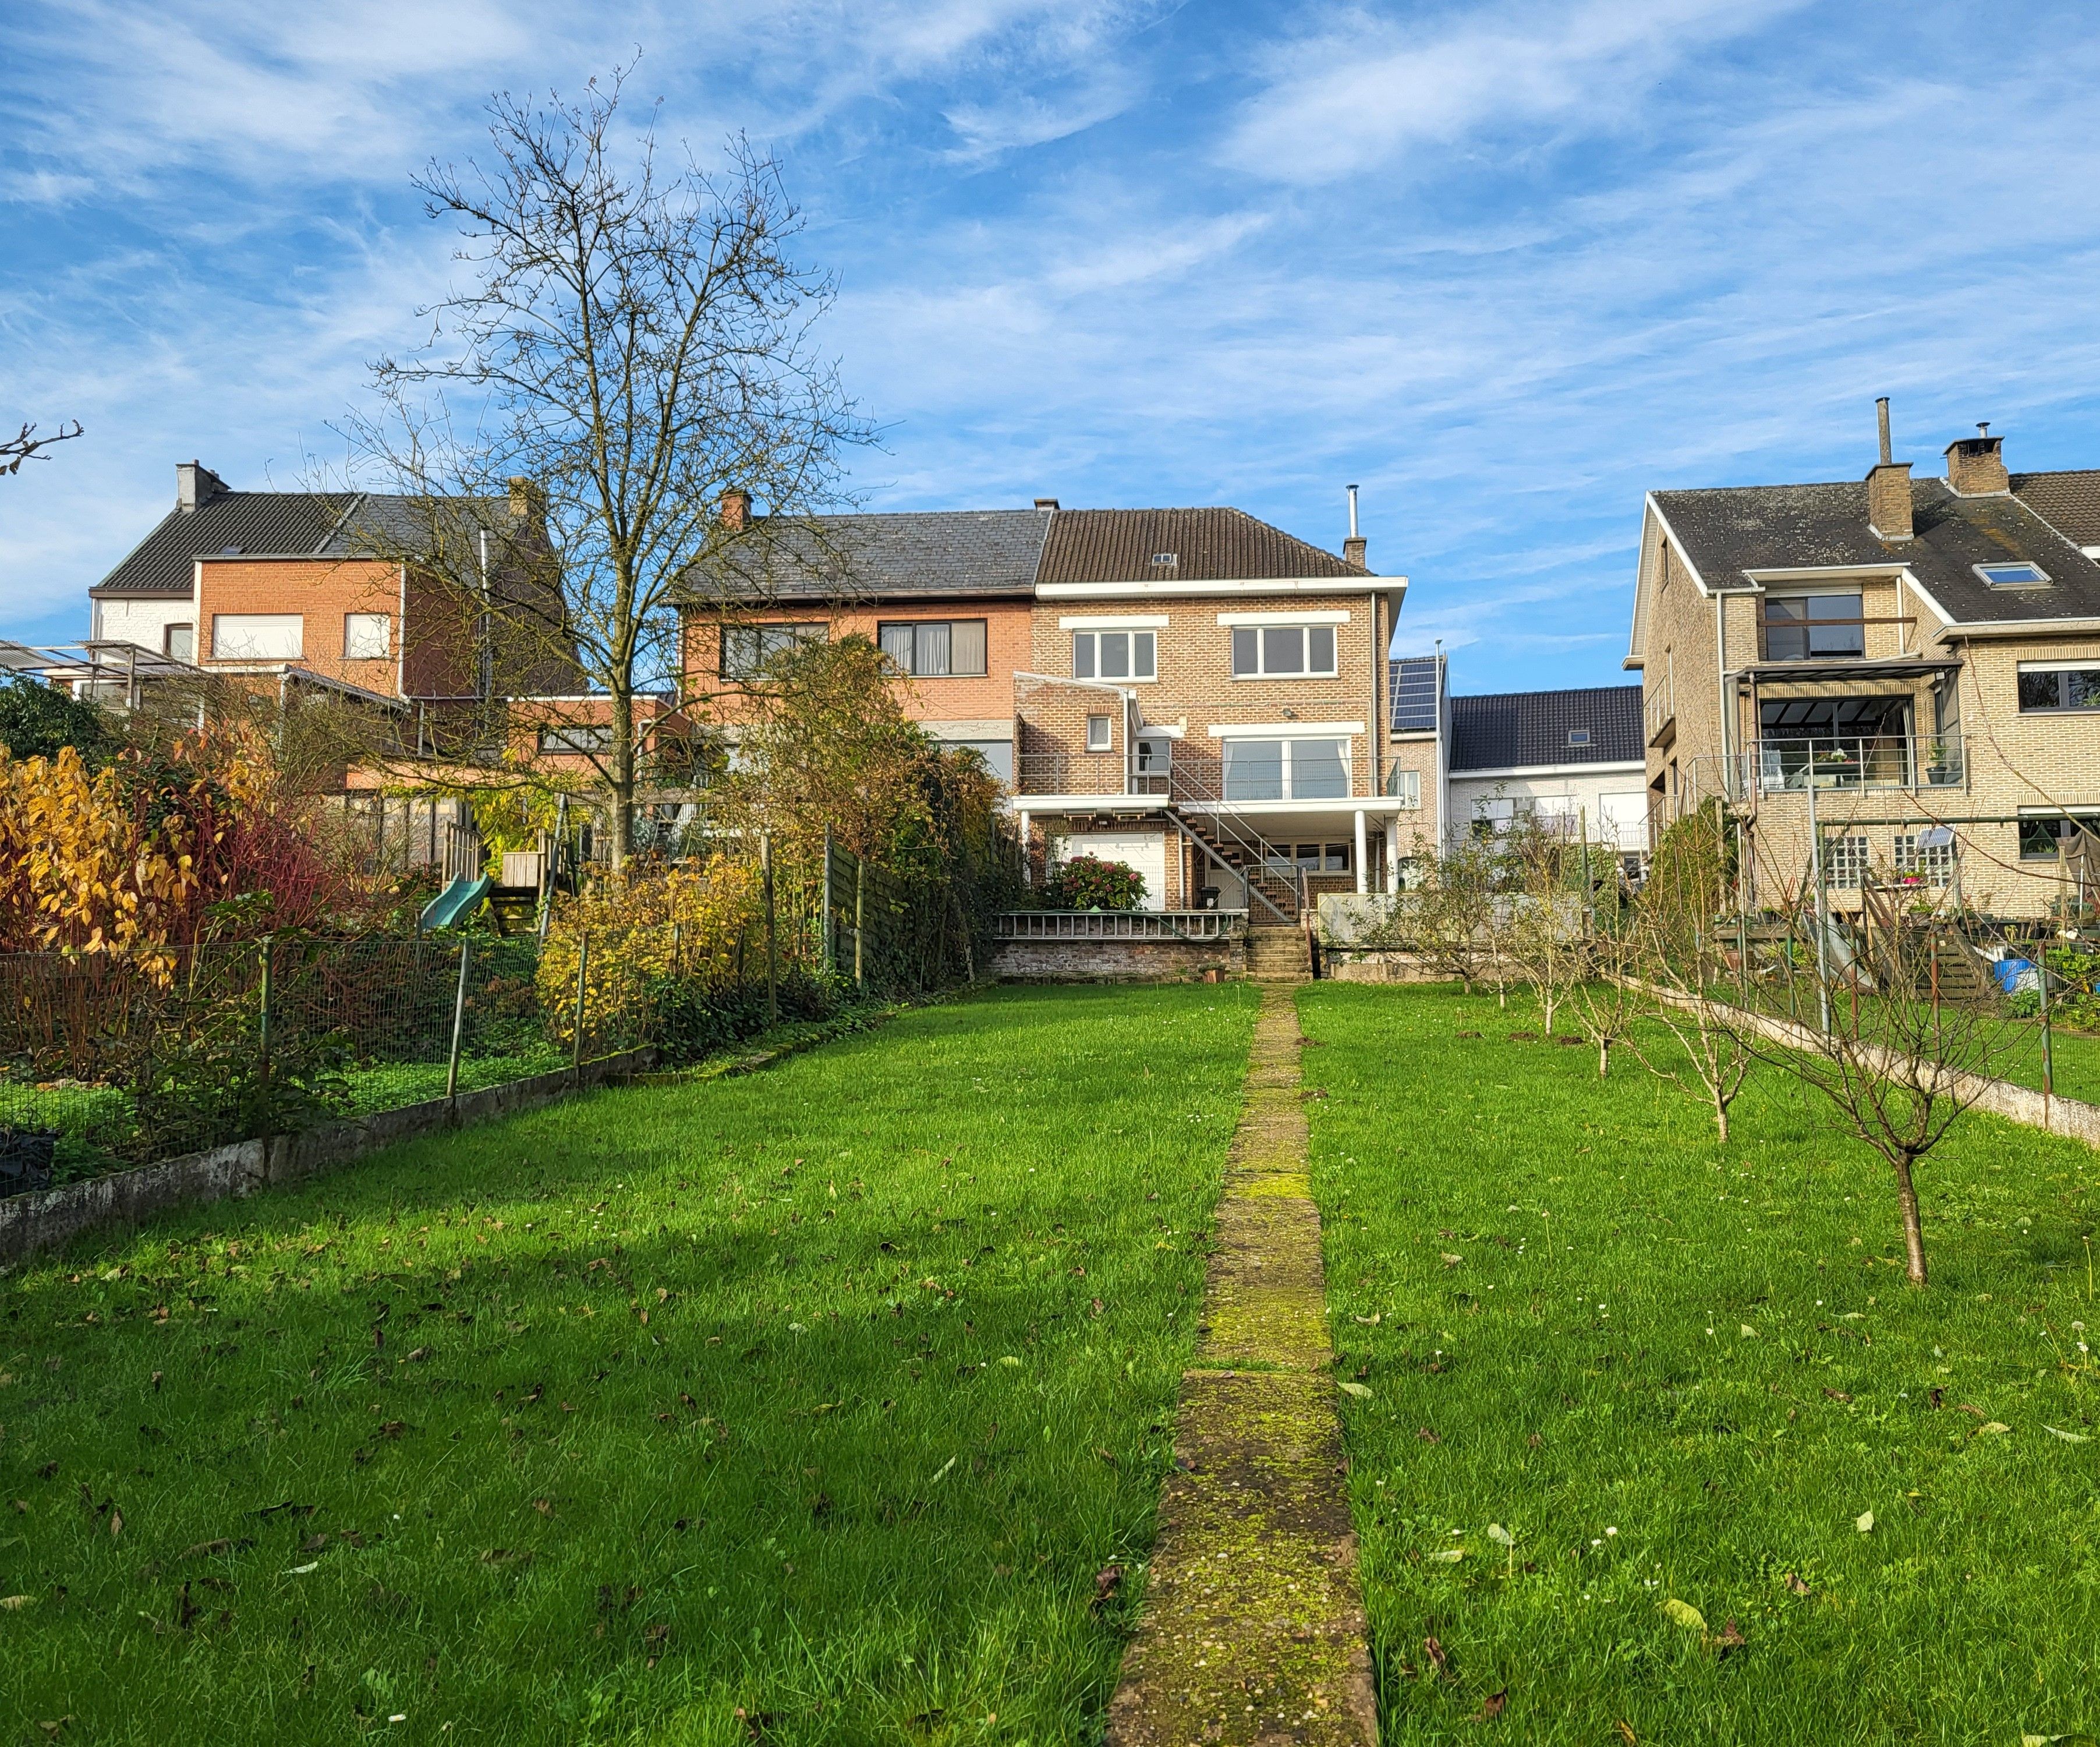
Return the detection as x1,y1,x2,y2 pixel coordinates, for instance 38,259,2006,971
1742,862,2037,1286
1625,802,1754,1143
1505,817,1585,1034
2,420,83,478
339,66,870,864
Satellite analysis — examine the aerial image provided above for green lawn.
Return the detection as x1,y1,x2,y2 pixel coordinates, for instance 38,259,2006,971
1299,982,2100,1746
0,984,1257,1745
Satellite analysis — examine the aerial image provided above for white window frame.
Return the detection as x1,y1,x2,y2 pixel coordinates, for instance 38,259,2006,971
1072,628,1156,682
1386,767,1421,808
1085,713,1113,752
2016,662,2100,714
1975,561,2050,589
1230,623,1339,678
1220,735,1354,801
344,611,391,660
211,614,303,660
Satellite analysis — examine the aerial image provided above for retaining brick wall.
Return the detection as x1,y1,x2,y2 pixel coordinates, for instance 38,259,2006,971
992,936,1245,982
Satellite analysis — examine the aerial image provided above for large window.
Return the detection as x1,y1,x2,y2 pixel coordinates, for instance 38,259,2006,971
1221,737,1350,801
2017,664,2100,713
2020,812,2100,861
1072,628,1155,681
879,619,987,677
211,614,303,660
1763,593,1865,661
163,623,194,662
721,622,826,679
1231,625,1337,678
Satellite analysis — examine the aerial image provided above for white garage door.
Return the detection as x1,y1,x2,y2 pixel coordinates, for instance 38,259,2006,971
1058,832,1169,911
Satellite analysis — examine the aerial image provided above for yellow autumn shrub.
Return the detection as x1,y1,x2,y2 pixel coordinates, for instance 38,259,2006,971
536,858,769,1048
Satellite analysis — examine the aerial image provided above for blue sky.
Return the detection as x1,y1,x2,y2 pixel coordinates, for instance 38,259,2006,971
5,0,2100,693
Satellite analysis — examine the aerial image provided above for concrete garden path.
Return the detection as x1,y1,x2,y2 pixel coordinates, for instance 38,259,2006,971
1107,987,1376,1746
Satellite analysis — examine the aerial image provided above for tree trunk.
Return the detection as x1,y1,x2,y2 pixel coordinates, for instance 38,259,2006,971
1713,1092,1729,1144
1598,1038,1610,1078
1892,1154,1928,1286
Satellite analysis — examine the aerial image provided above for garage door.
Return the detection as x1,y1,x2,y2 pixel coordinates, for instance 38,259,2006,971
1057,832,1170,911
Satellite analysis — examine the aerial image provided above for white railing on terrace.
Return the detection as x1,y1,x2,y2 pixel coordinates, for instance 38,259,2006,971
1743,733,1966,795
995,910,1247,941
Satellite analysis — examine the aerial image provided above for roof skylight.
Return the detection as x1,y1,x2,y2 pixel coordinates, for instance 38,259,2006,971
1567,728,1592,747
1976,561,2049,588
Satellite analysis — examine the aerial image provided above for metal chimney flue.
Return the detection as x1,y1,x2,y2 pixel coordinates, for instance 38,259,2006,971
1876,397,1893,466
1343,484,1366,568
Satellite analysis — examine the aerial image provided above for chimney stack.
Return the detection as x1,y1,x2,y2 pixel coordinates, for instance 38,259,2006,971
718,486,752,531
176,461,225,512
507,476,544,522
1945,423,2009,496
1033,497,1059,511
1343,483,1366,568
1864,398,1912,542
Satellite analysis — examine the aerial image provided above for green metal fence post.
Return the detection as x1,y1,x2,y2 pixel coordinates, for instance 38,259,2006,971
254,935,275,1174
762,832,779,1024
2039,945,2056,1109
445,938,471,1117
572,934,590,1087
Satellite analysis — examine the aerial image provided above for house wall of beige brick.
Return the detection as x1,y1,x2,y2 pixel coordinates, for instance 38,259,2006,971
1022,589,1391,794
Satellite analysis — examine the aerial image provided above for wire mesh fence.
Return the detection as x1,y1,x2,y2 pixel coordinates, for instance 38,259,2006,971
0,832,1012,1197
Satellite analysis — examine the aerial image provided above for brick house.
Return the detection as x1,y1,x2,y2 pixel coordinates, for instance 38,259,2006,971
678,496,1043,780
682,494,1413,921
81,462,582,747
1014,505,1409,918
1624,404,2100,918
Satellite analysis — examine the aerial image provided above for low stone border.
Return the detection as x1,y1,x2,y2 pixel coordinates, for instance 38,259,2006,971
1632,981,2100,1150
0,1049,654,1268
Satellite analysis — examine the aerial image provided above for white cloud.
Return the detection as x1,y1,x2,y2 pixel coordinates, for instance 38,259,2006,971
1219,0,1801,185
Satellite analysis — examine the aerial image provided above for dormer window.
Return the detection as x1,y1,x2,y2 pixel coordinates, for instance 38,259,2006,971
1567,728,1591,748
1976,561,2049,588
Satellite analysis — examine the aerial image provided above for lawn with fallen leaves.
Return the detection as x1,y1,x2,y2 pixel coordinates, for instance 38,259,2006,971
0,982,1256,1744
1301,981,2100,1746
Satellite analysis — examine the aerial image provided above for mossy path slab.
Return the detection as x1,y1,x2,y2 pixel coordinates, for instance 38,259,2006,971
1108,988,1376,1746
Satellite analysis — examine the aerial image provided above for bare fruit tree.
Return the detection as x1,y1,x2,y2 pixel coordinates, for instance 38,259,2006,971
341,66,869,864
1626,802,1754,1143
1505,816,1584,1035
1741,864,2036,1287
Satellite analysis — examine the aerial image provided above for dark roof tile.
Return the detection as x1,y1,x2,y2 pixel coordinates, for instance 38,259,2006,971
2012,469,2100,548
91,493,353,596
1445,685,1644,772
1036,506,1362,583
1651,478,2100,627
682,510,1048,603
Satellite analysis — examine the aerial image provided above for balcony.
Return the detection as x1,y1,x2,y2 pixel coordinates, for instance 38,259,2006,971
1745,732,1966,795
1014,746,1404,807
1644,681,1674,748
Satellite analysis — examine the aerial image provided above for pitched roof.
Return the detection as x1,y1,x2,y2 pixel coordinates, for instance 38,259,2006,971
1036,507,1365,583
1650,477,2100,627
1447,685,1644,772
92,493,356,596
2012,469,2100,549
91,488,509,597
681,510,1049,603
